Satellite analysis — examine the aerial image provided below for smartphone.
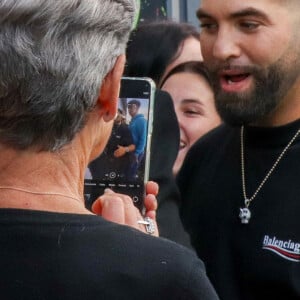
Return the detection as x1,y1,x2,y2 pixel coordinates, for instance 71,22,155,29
84,77,156,212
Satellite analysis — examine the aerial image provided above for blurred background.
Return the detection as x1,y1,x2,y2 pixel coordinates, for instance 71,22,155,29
137,0,200,28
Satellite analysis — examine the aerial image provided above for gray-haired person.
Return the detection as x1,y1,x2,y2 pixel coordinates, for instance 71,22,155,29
0,1,219,299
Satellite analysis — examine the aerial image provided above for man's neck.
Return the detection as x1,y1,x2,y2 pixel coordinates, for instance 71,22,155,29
0,144,88,213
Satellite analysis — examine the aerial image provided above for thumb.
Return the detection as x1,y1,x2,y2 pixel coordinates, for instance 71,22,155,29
91,197,103,215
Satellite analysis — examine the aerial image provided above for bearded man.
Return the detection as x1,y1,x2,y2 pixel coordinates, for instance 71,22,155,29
178,1,300,299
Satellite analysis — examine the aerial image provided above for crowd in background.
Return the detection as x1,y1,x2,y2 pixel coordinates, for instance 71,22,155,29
1,0,300,299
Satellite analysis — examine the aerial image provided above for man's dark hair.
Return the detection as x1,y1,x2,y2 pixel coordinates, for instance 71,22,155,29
128,99,141,108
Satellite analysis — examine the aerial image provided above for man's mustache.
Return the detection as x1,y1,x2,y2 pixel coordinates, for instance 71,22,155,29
204,63,261,75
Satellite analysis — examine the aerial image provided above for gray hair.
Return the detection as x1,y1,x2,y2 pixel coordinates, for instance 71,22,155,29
0,0,136,151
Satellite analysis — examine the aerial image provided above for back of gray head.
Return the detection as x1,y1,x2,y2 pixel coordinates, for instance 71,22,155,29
0,0,135,151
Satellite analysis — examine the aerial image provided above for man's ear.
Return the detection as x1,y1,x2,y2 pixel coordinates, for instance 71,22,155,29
97,54,126,122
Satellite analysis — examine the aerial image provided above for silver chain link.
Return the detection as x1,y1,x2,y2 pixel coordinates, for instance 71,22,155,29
241,125,300,208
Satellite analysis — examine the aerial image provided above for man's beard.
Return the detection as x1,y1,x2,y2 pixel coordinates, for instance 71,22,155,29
209,60,299,126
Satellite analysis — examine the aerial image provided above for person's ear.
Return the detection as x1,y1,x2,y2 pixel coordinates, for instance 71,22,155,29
97,54,126,122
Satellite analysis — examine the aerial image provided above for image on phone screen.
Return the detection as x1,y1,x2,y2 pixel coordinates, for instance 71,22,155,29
84,77,155,212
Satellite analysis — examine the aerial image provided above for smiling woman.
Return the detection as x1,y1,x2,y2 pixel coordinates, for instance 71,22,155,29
124,20,204,247
160,61,221,175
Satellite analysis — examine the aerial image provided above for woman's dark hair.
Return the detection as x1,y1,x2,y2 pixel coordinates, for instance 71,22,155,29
159,60,212,89
124,20,200,85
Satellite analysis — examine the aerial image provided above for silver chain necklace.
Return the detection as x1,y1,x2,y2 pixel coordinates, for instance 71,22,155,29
239,125,300,224
0,186,82,203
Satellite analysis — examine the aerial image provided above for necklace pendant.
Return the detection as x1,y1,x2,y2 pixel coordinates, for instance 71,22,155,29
239,207,251,224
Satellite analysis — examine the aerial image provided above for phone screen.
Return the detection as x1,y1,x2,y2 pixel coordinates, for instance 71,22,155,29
84,77,155,211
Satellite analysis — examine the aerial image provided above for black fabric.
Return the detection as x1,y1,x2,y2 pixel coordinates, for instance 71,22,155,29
0,208,219,300
150,89,193,249
177,119,300,300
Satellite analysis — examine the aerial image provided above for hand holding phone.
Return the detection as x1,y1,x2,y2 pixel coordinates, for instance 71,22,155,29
91,181,159,236
84,77,155,212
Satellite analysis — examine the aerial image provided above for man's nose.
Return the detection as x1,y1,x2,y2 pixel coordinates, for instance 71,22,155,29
212,28,241,61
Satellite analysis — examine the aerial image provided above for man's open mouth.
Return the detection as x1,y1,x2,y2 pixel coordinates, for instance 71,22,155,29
223,73,250,84
219,70,252,92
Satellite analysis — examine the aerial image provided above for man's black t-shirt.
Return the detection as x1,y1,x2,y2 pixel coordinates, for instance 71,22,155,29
178,120,300,300
0,208,219,300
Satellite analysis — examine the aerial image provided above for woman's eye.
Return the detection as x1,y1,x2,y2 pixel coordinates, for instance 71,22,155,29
184,109,203,116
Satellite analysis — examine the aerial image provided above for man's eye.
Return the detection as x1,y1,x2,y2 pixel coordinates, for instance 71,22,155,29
240,22,259,30
199,22,217,31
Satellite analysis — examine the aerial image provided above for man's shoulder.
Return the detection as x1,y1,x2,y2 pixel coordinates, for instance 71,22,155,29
177,124,239,186
103,222,205,273
110,227,218,298
195,123,234,145
115,223,201,261
84,223,218,299
185,124,237,157
131,114,146,123
136,114,146,121
73,218,214,296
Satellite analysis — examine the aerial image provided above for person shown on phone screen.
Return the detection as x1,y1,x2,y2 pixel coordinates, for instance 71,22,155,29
86,108,136,208
89,108,136,181
127,99,147,180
